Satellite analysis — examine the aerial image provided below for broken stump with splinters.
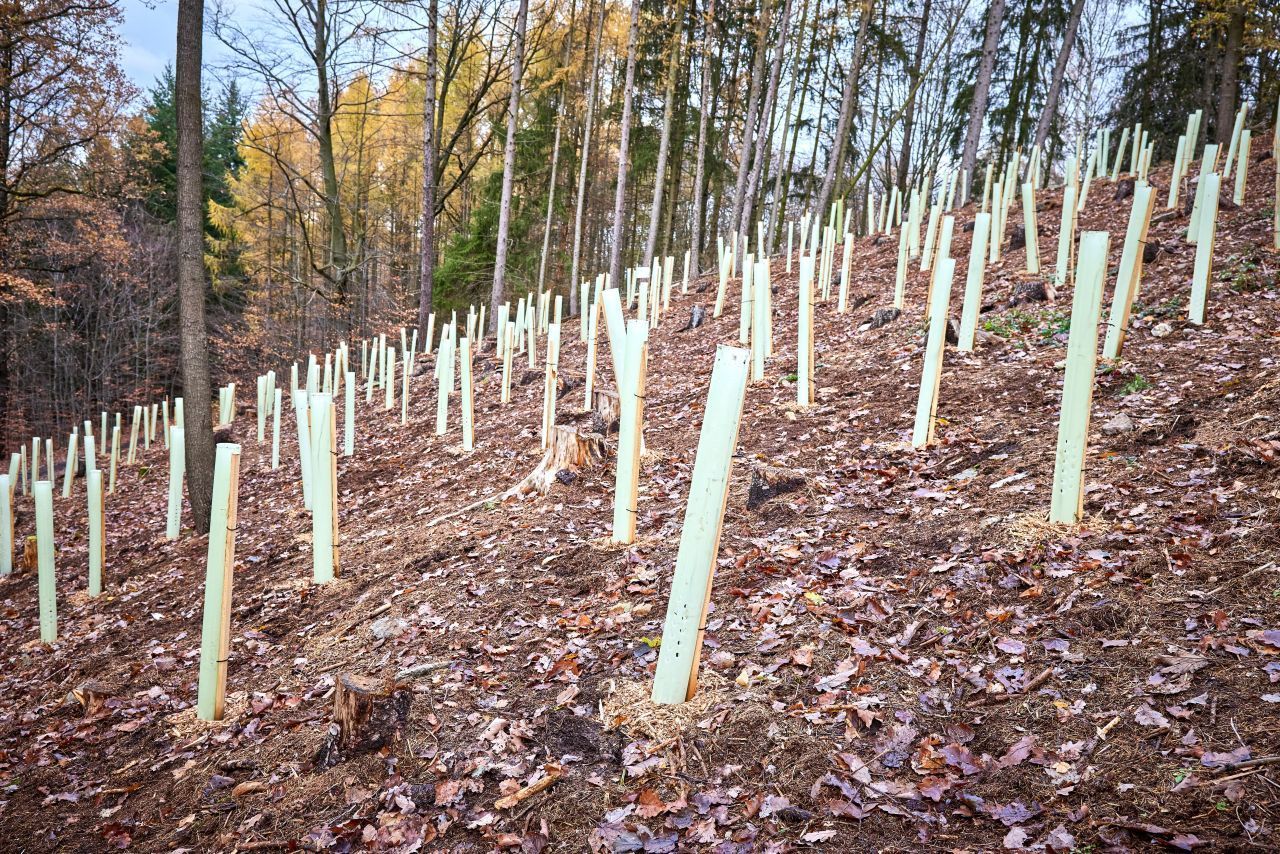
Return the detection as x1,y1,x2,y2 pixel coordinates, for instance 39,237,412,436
315,674,411,768
592,389,620,433
426,426,606,527
527,426,606,495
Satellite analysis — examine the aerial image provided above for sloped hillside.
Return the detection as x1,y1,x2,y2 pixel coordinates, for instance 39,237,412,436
2,150,1279,852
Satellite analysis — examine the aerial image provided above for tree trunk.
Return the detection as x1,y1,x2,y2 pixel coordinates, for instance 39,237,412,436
729,0,771,237
960,0,1003,203
175,0,215,535
313,0,352,334
689,0,715,276
643,2,684,267
418,0,439,338
489,0,530,327
744,0,795,235
1216,4,1244,143
570,0,605,305
538,8,575,303
814,0,875,218
766,0,809,249
894,0,931,191
608,0,641,291
1033,0,1086,150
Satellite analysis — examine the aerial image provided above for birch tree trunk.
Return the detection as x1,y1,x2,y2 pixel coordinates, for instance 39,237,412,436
1033,0,1086,150
643,1,685,267
570,0,605,306
418,0,439,337
608,0,642,291
813,0,874,219
689,0,715,276
176,0,215,534
489,0,530,328
960,0,1003,204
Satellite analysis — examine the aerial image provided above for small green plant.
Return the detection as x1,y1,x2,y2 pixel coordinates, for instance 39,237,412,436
1120,374,1152,395
1036,309,1069,343
785,372,798,383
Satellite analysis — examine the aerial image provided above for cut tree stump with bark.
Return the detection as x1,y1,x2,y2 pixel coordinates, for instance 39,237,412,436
314,674,410,768
427,426,606,527
23,536,36,571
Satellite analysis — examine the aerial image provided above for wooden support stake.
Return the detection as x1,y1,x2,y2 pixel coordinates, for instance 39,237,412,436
1049,231,1110,524
165,427,185,539
1189,172,1220,325
912,258,957,448
310,394,339,584
611,320,649,545
651,345,749,704
1102,182,1156,360
196,442,241,720
34,480,56,643
87,468,104,596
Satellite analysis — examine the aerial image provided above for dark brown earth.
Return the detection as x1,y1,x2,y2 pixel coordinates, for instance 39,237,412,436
1,147,1279,852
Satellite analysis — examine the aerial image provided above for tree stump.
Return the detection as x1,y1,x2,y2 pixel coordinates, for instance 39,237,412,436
70,679,113,716
525,426,606,495
682,305,707,332
747,465,807,511
314,674,410,769
592,389,621,434
426,426,607,527
23,536,37,572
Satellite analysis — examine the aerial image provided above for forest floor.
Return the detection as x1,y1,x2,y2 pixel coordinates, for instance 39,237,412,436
3,150,1280,853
